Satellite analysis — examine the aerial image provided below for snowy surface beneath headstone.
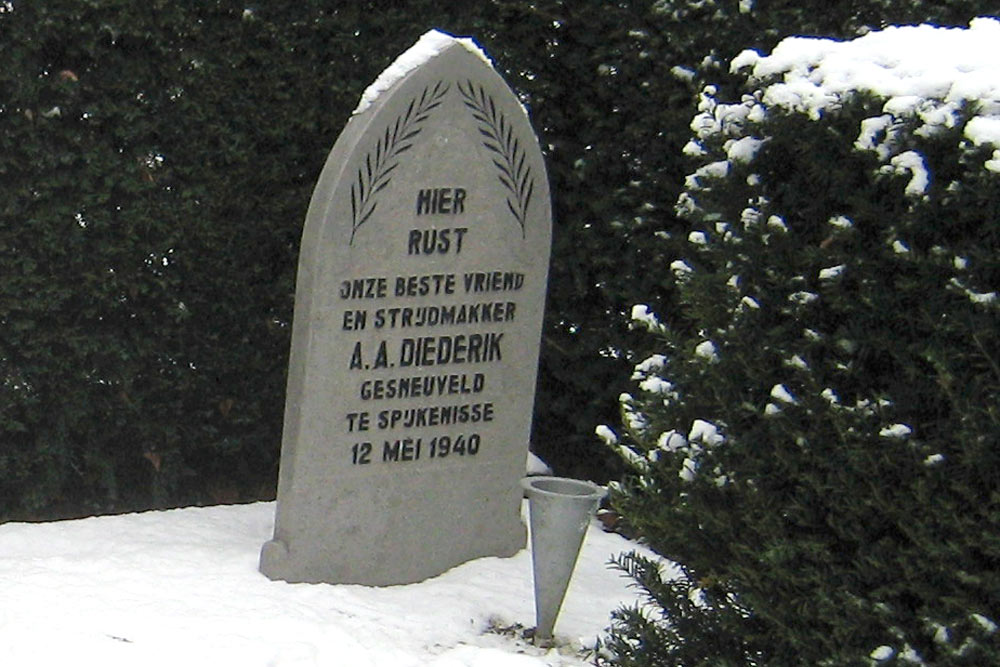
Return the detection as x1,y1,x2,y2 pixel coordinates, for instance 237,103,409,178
353,29,492,115
0,501,667,666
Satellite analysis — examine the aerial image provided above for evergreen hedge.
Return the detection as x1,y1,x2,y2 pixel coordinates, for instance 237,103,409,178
0,0,660,518
1,1,994,520
600,19,1000,667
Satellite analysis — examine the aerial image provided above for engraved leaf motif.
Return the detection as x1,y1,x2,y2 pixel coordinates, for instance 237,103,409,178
458,79,534,237
349,82,450,244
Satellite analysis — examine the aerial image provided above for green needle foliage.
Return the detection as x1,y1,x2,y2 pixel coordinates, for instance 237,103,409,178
600,23,1000,667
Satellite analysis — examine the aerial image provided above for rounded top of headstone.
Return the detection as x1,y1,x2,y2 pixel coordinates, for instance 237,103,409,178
353,30,494,116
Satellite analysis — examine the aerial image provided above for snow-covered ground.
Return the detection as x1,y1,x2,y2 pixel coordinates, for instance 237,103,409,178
0,500,663,666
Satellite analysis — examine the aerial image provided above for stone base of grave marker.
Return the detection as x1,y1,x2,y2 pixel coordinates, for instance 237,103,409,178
260,461,525,585
260,30,551,586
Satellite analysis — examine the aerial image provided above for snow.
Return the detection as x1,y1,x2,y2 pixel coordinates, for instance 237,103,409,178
769,384,797,405
726,136,764,163
630,304,665,332
656,430,686,453
933,623,951,644
788,291,818,305
887,150,930,196
527,452,554,476
766,215,787,232
685,160,730,189
693,340,719,362
734,19,1000,107
0,502,666,666
353,30,492,115
968,289,997,305
631,354,667,378
785,354,809,371
870,645,895,661
879,423,913,439
669,259,693,277
971,613,998,634
966,116,1000,172
615,443,648,471
726,18,1000,172
949,276,998,305
678,458,698,482
687,230,708,245
670,65,696,83
638,376,673,395
740,207,760,228
594,424,618,446
622,405,649,432
924,453,946,467
682,139,706,156
818,265,846,281
855,115,895,157
687,419,724,447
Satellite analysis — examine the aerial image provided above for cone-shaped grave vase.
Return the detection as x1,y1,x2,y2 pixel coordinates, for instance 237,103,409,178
521,476,606,640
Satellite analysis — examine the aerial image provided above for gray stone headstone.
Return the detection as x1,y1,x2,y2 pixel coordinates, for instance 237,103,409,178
259,31,552,586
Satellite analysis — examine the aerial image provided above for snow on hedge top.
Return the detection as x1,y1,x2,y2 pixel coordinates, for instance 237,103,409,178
732,18,1000,115
730,17,1000,171
353,30,492,115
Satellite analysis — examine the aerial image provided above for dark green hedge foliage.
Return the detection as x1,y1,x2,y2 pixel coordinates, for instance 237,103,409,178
1,1,995,520
0,0,655,518
601,55,1000,667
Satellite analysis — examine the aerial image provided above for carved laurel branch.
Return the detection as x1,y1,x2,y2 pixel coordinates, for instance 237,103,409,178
457,80,533,237
349,81,450,244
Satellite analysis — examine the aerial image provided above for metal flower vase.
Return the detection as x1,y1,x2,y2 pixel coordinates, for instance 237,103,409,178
521,475,606,641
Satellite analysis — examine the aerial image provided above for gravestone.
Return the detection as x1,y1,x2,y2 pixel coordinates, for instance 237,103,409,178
259,30,552,586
